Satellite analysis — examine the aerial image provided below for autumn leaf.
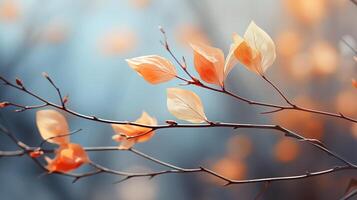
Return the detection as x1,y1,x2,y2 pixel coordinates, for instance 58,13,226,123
112,112,157,149
126,55,177,84
45,143,89,173
36,109,70,145
191,43,225,87
167,88,207,123
232,21,276,75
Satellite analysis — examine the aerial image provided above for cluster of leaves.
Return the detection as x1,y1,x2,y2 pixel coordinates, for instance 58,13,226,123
27,21,278,173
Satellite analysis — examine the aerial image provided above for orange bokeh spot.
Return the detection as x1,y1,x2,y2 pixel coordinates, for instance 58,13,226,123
283,0,328,25
0,0,20,21
41,23,68,44
275,29,302,58
309,41,338,76
351,124,357,140
176,24,210,47
100,29,137,55
130,0,151,9
273,97,324,140
226,135,252,159
335,90,357,117
352,79,357,89
210,158,246,185
274,138,300,163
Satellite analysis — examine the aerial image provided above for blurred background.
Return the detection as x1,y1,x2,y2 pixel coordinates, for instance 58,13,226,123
0,0,356,199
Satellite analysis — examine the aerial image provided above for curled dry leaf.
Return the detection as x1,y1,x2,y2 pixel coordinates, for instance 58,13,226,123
167,88,207,123
126,55,177,84
45,143,89,173
36,109,70,145
232,21,276,75
112,112,157,149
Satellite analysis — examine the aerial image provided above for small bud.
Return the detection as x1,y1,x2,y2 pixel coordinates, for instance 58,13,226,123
158,26,165,34
29,149,44,158
0,102,10,108
15,78,23,87
182,56,187,69
42,72,49,79
165,120,177,126
63,95,69,105
112,134,122,142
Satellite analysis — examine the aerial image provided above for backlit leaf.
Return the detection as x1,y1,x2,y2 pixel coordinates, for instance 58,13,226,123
126,55,177,84
112,112,157,149
167,88,207,123
36,109,70,145
191,43,225,87
45,143,89,173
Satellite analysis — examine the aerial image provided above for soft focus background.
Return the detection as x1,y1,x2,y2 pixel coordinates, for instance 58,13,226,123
0,0,356,199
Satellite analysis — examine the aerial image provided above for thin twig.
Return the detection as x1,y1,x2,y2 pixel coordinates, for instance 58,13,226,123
0,75,355,167
0,129,356,186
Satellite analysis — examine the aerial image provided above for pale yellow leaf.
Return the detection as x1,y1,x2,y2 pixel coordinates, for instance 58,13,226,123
167,88,207,123
243,21,276,73
36,109,70,145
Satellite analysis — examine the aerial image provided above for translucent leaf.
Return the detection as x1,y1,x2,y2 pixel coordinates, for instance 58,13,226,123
243,21,276,73
167,88,207,123
36,109,70,145
191,43,225,87
45,143,89,173
224,35,242,80
112,112,157,149
126,55,177,84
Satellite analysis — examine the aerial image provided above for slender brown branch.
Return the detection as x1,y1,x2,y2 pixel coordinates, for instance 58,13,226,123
341,189,357,200
155,31,357,124
0,127,356,186
261,75,293,106
0,75,355,167
41,72,66,108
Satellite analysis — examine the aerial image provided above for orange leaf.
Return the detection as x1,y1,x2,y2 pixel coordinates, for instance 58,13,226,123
112,112,157,149
167,88,207,123
36,109,70,145
233,21,276,75
126,55,177,84
45,143,89,173
191,43,225,87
